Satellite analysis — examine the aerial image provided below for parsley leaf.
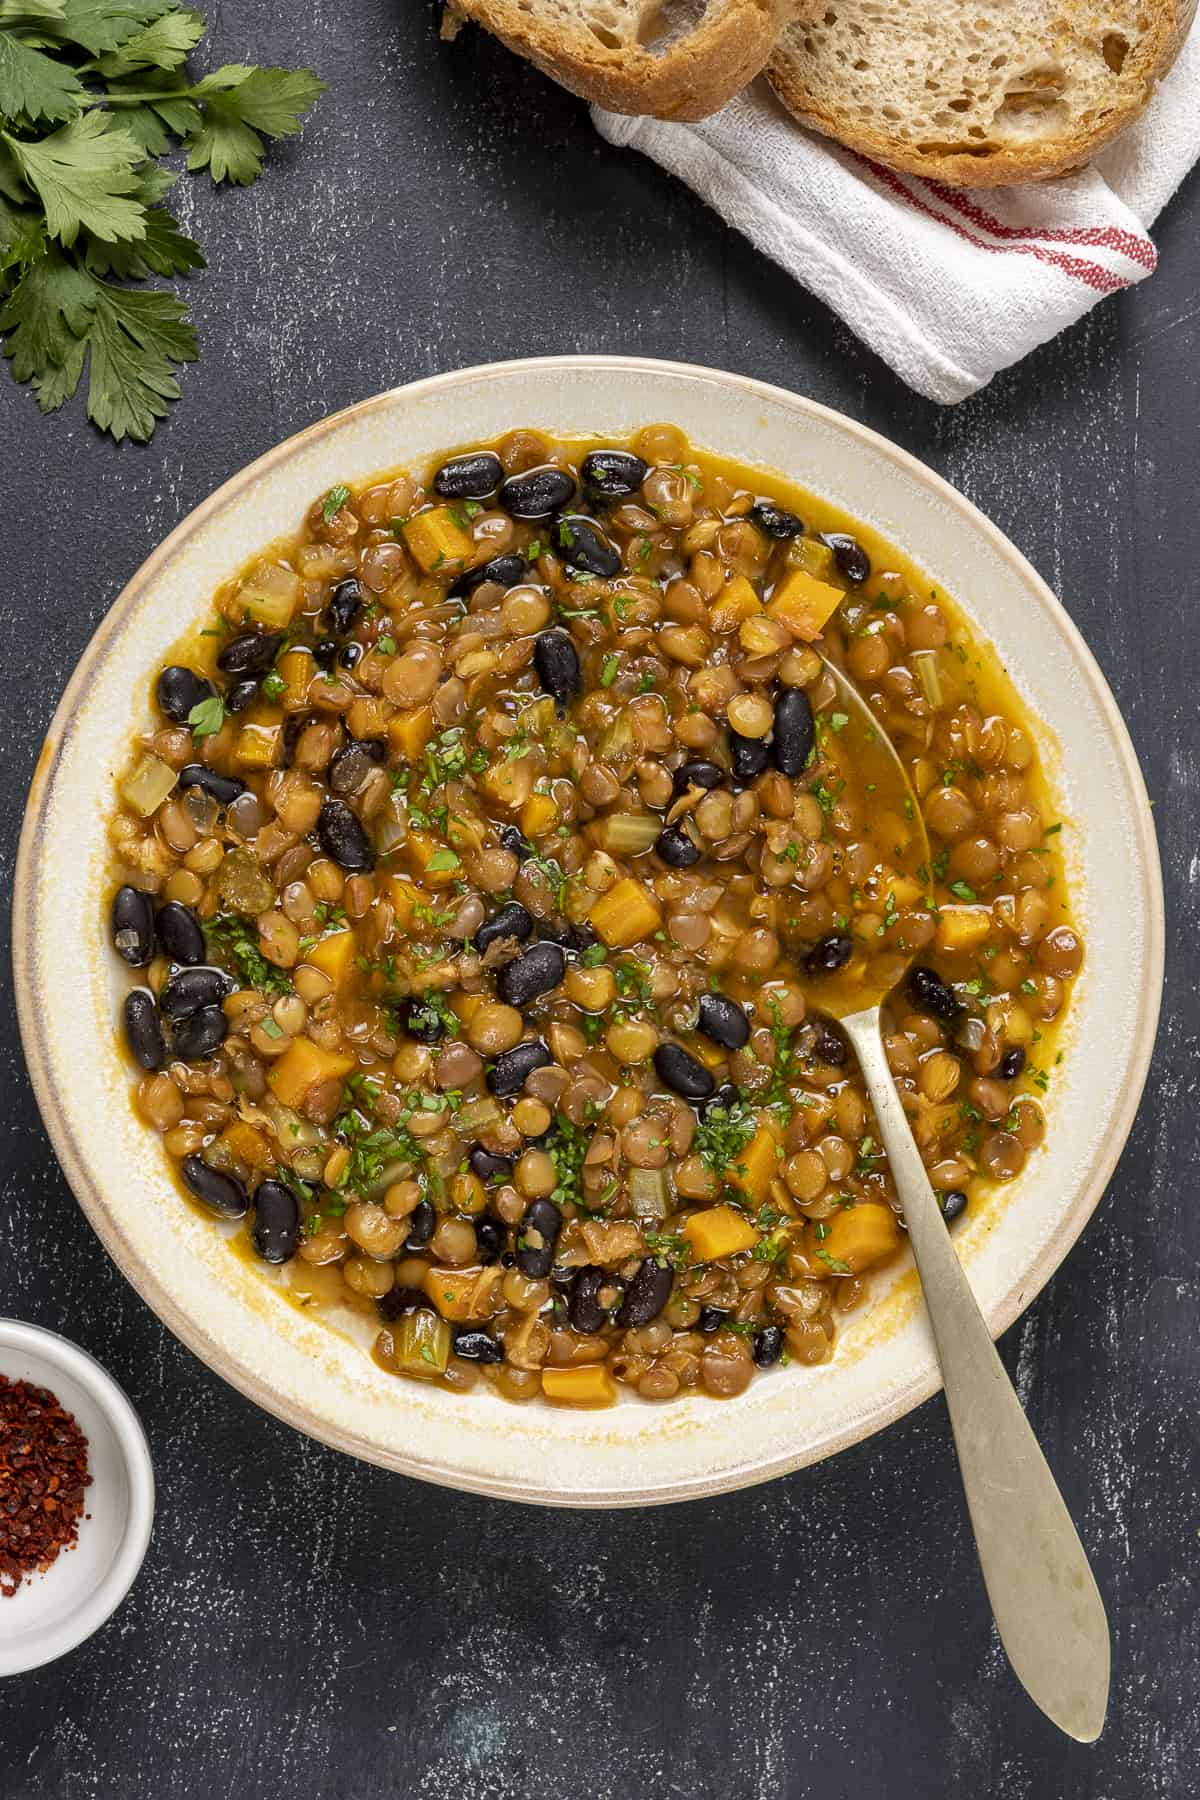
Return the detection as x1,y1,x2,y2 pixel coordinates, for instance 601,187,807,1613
185,65,327,185
187,692,224,736
3,112,146,246
321,482,350,522
0,30,83,124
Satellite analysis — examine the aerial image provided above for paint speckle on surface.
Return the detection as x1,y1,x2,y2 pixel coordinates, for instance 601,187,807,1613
0,1,1198,1794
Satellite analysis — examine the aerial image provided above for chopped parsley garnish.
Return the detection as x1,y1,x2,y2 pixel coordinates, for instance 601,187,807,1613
322,484,351,522
694,1098,757,1173
187,695,226,738
203,914,292,997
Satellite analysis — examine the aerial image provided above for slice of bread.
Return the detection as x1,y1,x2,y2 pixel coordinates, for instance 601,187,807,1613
451,0,795,121
768,0,1189,186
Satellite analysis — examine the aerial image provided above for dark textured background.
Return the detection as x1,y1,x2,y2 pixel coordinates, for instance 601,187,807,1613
2,5,1198,1795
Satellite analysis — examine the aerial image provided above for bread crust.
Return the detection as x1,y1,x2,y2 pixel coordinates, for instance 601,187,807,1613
767,2,1184,186
456,0,792,120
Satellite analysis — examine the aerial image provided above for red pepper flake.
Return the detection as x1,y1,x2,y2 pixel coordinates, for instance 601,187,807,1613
0,1375,91,1597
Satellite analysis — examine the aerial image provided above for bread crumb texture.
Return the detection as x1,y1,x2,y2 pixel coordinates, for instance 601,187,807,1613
769,0,1181,185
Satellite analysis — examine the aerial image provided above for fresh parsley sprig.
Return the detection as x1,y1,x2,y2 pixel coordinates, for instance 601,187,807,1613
0,2,324,441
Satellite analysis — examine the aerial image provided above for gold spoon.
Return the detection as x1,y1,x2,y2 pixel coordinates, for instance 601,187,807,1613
803,657,1109,1743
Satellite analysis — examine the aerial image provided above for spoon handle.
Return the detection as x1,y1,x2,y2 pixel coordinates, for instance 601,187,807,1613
842,1006,1110,1742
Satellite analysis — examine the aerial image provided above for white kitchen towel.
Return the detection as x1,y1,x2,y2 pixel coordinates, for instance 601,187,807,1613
592,18,1200,403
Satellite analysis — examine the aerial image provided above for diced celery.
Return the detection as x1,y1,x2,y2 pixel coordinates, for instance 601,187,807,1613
599,813,662,856
629,1167,669,1221
912,650,943,708
455,1095,503,1138
597,711,635,759
239,562,302,629
391,1308,451,1379
120,753,177,818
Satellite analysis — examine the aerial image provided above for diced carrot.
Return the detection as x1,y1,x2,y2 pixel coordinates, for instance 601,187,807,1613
304,929,356,991
406,831,462,888
936,906,993,954
682,1203,761,1262
814,1202,902,1274
521,791,558,838
766,568,844,641
387,704,434,761
423,1263,503,1322
385,875,422,930
401,506,475,575
709,574,763,632
267,1036,356,1110
588,877,663,949
277,647,313,709
542,1365,618,1408
234,721,283,770
726,1118,782,1207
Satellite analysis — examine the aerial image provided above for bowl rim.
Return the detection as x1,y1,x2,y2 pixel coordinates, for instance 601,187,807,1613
0,1318,155,1673
13,354,1166,1505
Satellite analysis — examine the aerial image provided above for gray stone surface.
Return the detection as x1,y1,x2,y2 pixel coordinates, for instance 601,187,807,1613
1,4,1197,1794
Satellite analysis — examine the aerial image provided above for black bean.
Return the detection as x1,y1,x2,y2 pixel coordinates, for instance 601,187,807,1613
515,1197,562,1278
156,901,206,967
181,1155,248,1220
155,664,215,723
698,1306,729,1334
654,1041,715,1102
819,532,872,584
907,964,962,1023
251,1179,301,1264
312,637,339,670
469,1147,514,1182
111,885,155,967
697,992,750,1050
534,917,596,955
616,1259,673,1328
487,1039,552,1096
751,502,804,539
172,1004,228,1059
159,966,234,1018
999,1047,1026,1080
753,1325,784,1368
317,797,375,871
450,552,529,600
805,933,853,976
498,941,565,1009
772,688,815,776
552,514,621,578
673,759,724,794
338,641,364,672
813,1028,848,1068
224,677,261,715
474,1215,507,1263
533,629,581,710
581,449,647,499
498,465,576,519
655,824,701,868
328,576,364,636
378,1286,427,1321
434,450,503,500
700,1082,741,1118
177,764,246,807
498,824,531,860
940,1189,968,1225
279,713,308,771
329,742,380,796
452,1328,504,1363
404,1201,435,1249
569,1266,610,1334
475,901,534,956
217,631,283,678
730,731,769,783
123,988,165,1071
397,996,447,1044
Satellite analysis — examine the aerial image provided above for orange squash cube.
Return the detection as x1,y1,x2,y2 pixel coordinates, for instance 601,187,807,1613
681,1203,761,1262
521,791,559,838
387,704,434,761
304,929,357,991
422,1263,503,1322
385,874,423,931
935,905,993,954
709,574,763,632
267,1036,356,1110
406,831,462,888
401,506,475,575
588,877,663,949
542,1366,618,1408
726,1118,783,1206
767,568,844,641
814,1202,902,1274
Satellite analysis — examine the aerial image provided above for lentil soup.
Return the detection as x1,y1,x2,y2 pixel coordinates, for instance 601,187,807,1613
106,426,1081,1409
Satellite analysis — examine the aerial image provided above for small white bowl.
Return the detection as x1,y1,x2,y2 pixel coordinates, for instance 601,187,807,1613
0,1320,154,1676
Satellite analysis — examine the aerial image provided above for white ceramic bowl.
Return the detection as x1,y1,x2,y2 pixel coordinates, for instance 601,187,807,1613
0,1320,154,1674
14,357,1164,1507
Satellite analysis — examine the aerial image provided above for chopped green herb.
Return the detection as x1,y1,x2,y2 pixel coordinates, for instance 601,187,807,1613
322,484,351,522
187,694,225,738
